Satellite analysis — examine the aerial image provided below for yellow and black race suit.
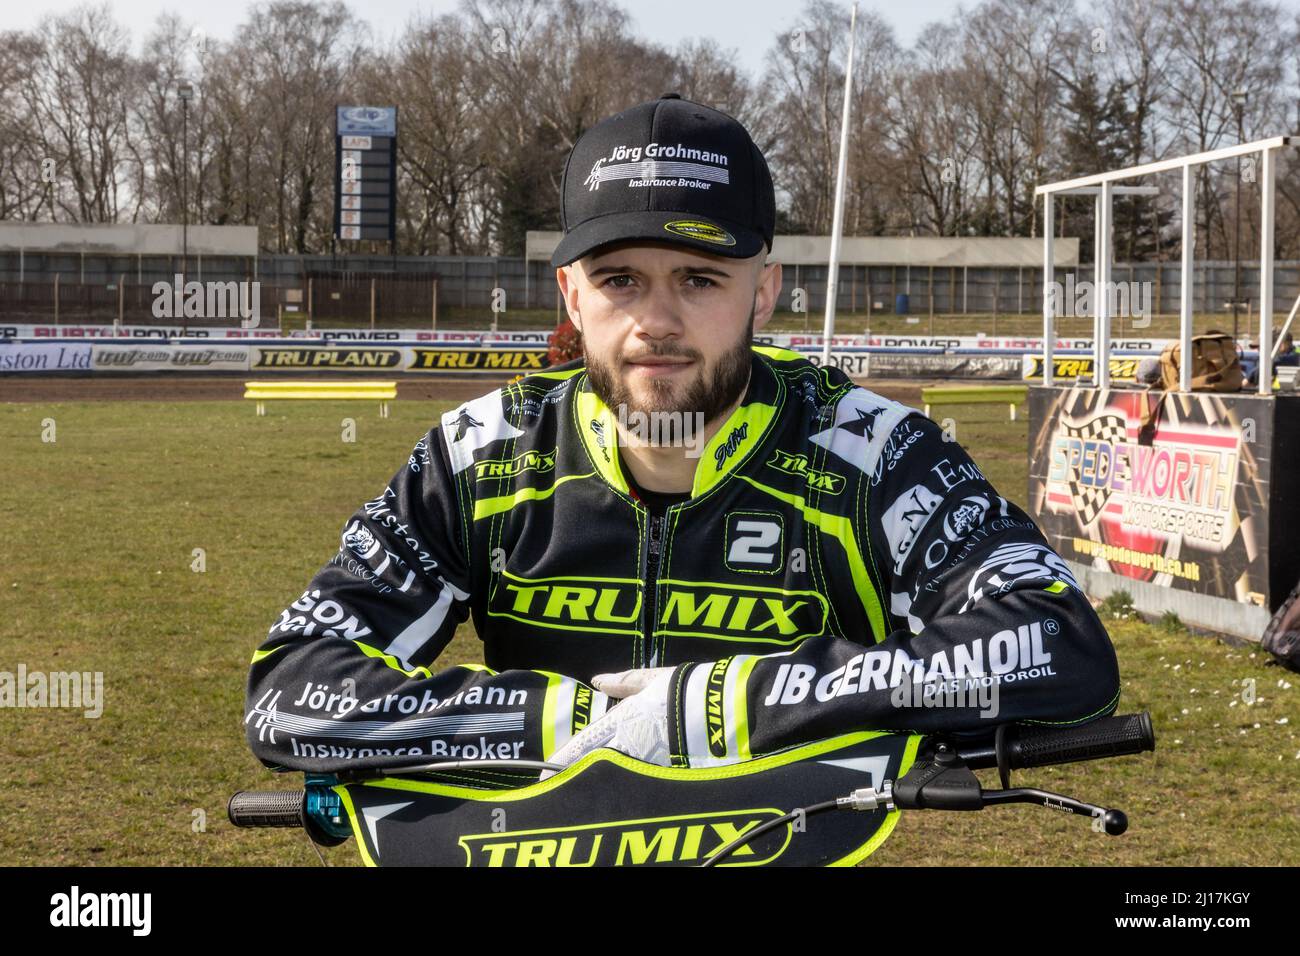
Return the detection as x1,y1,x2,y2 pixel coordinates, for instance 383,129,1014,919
244,346,1120,772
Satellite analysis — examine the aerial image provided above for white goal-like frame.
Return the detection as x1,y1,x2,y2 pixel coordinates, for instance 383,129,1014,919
1036,136,1297,395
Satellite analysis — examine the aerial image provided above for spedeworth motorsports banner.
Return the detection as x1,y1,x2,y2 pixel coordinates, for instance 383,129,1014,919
1028,386,1272,608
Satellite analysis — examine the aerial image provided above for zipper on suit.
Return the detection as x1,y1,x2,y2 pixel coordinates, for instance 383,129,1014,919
639,511,666,668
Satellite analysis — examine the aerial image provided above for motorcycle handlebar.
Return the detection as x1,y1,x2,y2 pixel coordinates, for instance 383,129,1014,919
227,713,1156,831
228,788,307,829
955,713,1156,770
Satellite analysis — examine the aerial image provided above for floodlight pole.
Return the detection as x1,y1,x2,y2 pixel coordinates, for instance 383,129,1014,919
1233,90,1247,343
178,80,194,334
1042,194,1054,386
182,97,189,270
1258,146,1276,395
820,2,857,368
1180,163,1195,392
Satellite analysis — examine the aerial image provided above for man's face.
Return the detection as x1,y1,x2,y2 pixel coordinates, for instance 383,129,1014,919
556,242,781,427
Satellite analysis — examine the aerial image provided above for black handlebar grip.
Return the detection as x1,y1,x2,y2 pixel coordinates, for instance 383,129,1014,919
1011,713,1155,769
228,789,307,829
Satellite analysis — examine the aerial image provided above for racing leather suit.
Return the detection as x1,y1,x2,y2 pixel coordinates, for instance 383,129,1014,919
244,346,1120,772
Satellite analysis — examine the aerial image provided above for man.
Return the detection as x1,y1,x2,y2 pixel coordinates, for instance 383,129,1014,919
244,94,1119,775
1244,330,1297,388
1277,332,1298,367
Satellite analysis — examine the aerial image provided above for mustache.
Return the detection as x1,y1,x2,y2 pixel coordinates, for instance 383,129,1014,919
622,343,702,362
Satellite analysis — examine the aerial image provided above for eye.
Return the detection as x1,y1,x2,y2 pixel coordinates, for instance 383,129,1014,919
602,275,635,289
686,275,717,289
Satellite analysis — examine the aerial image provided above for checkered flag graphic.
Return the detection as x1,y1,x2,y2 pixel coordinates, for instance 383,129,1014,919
1060,413,1128,526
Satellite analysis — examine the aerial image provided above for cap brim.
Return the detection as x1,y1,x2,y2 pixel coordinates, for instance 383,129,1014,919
549,210,767,268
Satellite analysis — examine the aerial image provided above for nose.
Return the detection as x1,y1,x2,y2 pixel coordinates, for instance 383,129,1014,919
629,279,685,341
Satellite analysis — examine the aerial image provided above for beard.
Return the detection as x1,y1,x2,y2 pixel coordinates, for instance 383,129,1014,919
584,306,755,431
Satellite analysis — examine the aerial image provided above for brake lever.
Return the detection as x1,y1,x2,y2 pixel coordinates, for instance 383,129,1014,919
883,740,1129,835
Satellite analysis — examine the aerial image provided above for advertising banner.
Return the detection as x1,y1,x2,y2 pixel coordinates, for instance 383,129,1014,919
293,329,553,345
773,334,1170,353
2,324,283,339
1028,386,1273,609
0,342,93,373
92,344,250,372
250,344,545,373
1022,354,1142,383
406,347,548,373
3,323,1173,356
806,350,1021,379
250,346,405,370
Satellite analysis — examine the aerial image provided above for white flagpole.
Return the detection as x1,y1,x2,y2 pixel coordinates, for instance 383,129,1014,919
821,2,858,368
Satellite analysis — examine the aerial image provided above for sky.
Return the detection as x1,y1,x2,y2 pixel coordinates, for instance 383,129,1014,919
8,0,970,76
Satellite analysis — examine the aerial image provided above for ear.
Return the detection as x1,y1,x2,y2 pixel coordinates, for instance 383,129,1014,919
751,259,782,334
555,264,584,333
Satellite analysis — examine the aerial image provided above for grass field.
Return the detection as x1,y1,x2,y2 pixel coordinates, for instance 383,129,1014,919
1,393,1296,866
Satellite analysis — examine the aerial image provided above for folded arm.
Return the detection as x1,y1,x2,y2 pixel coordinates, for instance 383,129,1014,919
243,428,606,773
663,414,1121,766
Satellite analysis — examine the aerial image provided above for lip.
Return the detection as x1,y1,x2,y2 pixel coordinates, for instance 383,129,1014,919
625,356,694,376
625,355,694,366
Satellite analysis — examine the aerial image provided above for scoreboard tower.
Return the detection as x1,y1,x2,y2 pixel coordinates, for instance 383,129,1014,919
334,106,398,248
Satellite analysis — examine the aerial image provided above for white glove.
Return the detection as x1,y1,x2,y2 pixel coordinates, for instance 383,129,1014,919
543,667,675,774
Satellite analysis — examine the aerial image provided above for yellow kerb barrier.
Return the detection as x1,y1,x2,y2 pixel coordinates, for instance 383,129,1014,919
243,381,398,418
921,384,1028,422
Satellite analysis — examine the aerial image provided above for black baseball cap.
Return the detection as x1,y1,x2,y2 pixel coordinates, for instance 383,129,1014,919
550,93,776,269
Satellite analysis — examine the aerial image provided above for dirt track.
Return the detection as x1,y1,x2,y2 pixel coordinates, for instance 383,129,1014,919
0,374,925,407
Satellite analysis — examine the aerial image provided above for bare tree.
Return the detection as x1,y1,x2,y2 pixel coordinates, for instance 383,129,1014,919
1162,0,1287,258
126,14,211,224
370,14,492,255
232,0,366,252
886,22,979,237
5,0,1300,262
461,0,687,253
17,3,137,222
0,32,47,220
201,43,261,229
1094,0,1177,257
761,2,902,235
960,0,1073,237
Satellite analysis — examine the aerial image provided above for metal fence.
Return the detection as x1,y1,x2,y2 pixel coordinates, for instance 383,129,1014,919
0,273,439,328
2,249,1299,326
